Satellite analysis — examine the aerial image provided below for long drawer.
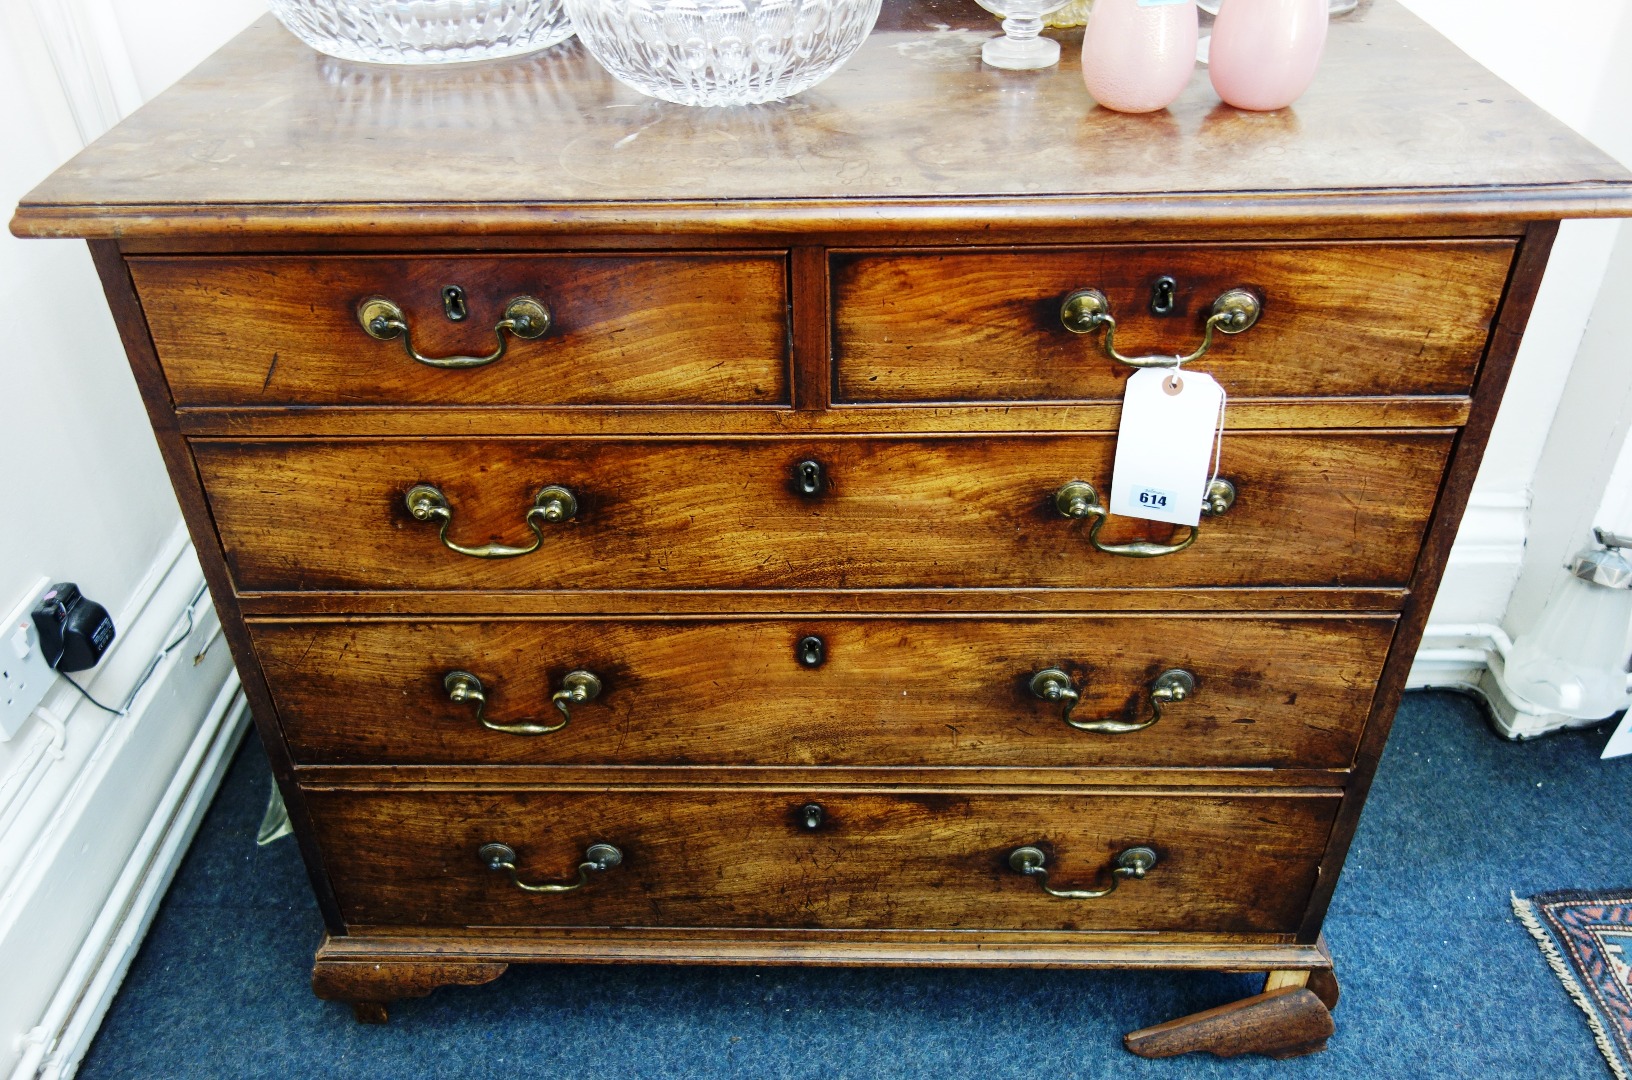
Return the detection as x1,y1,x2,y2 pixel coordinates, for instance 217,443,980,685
832,240,1513,403
255,615,1394,769
305,787,1339,933
195,432,1452,592
128,253,791,407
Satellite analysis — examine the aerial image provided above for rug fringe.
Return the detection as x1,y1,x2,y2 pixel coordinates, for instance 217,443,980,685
1512,892,1630,1080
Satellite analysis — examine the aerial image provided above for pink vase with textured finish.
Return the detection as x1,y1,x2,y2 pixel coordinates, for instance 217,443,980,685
1081,0,1198,114
1209,0,1328,111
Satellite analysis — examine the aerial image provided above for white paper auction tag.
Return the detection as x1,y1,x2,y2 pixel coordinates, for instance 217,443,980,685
1109,367,1226,527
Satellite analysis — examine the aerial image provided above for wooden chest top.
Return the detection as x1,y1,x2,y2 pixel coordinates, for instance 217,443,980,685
11,0,1632,240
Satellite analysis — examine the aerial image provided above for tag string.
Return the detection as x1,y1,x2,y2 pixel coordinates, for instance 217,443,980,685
1209,391,1226,489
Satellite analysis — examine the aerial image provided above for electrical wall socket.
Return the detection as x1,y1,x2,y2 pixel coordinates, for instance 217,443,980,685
0,578,56,741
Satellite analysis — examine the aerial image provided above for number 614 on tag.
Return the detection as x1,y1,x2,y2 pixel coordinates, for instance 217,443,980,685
1135,487,1174,511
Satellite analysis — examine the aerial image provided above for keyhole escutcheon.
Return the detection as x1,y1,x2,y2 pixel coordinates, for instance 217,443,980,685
796,460,824,496
442,285,469,321
1150,276,1177,317
798,635,825,667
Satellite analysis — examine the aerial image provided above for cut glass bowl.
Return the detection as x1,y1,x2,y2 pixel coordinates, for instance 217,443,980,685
564,0,882,107
269,0,575,64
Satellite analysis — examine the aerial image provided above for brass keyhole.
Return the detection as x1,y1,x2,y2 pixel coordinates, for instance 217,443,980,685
798,635,825,667
796,460,824,496
801,803,825,830
1150,276,1177,316
442,284,468,321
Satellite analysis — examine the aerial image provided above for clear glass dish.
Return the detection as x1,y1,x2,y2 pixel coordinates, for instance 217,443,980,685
269,0,575,64
563,0,882,107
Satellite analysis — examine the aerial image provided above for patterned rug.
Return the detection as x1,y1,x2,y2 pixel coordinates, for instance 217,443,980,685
1514,889,1632,1080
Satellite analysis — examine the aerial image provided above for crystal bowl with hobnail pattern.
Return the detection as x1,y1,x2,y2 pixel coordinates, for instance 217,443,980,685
268,0,574,64
563,0,881,106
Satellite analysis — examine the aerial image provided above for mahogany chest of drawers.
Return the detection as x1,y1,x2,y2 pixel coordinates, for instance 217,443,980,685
16,0,1632,1059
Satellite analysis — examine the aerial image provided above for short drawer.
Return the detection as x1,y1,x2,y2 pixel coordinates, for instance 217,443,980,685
305,787,1339,933
195,432,1451,592
128,252,789,407
255,615,1394,769
832,241,1513,403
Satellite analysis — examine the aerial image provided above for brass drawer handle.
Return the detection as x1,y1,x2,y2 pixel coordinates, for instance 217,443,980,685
1008,845,1157,899
479,841,622,894
1058,287,1260,367
405,483,576,559
357,295,551,368
1028,668,1195,734
1053,478,1235,558
444,669,603,735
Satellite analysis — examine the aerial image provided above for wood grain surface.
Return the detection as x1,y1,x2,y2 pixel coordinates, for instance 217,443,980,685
834,241,1512,402
1295,220,1562,941
193,432,1453,593
170,399,1476,438
251,614,1394,769
129,253,789,407
315,930,1335,970
1124,986,1335,1059
13,1,1632,239
303,787,1338,933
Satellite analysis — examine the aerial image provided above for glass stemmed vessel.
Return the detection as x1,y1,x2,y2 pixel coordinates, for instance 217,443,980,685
973,0,1073,69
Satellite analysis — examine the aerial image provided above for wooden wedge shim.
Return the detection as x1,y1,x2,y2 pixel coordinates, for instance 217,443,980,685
1125,987,1335,1059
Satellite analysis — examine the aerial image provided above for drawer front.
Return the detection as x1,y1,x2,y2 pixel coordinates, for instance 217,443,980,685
195,432,1451,592
306,788,1339,933
128,253,789,407
255,615,1394,769
833,241,1513,403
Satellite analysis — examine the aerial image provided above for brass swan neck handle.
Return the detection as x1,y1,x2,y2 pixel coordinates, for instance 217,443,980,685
444,669,603,735
1054,479,1235,558
358,295,551,369
405,483,576,559
1007,845,1157,900
479,842,622,894
1059,287,1261,368
1028,668,1196,735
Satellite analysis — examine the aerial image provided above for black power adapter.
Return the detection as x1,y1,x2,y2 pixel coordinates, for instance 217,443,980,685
32,582,116,672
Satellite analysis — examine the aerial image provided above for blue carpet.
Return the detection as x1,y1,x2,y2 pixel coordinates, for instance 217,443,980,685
77,691,1630,1078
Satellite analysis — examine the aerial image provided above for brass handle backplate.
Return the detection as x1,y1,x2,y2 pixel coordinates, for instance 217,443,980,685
1007,845,1157,899
405,483,576,559
1053,478,1235,558
358,295,551,368
479,841,622,894
445,669,602,735
1059,287,1261,367
1028,667,1195,734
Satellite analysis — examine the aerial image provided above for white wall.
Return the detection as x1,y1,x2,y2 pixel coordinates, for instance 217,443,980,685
1400,0,1632,630
1,33,173,649
104,0,270,100
1400,1,1632,731
0,0,267,622
0,3,264,1078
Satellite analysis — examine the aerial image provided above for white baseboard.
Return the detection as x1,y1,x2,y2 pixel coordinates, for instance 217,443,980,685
17,686,248,1080
1409,623,1612,740
0,529,242,1080
1399,491,1607,739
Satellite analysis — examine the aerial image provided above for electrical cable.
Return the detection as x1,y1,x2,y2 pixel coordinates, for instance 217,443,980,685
49,582,210,718
58,672,124,715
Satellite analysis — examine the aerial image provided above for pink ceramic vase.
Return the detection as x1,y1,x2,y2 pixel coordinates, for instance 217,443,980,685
1081,0,1198,114
1208,0,1328,111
